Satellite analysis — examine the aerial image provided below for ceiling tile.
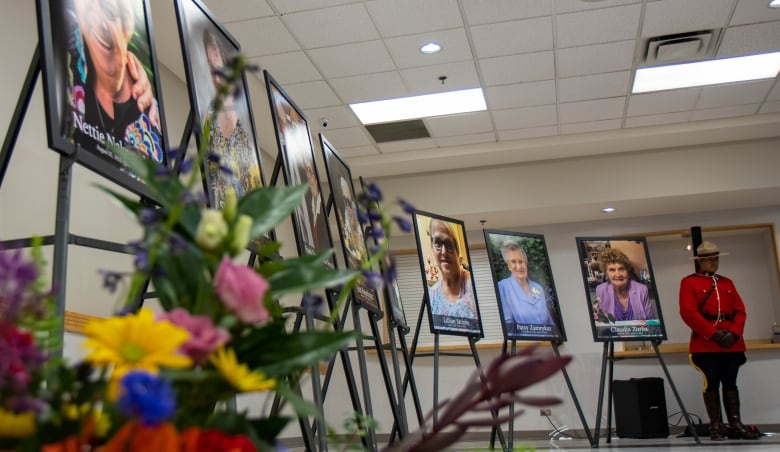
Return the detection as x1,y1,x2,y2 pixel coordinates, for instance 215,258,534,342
203,0,274,22
317,127,372,149
401,61,480,94
249,52,321,85
329,72,408,103
758,101,780,114
282,80,342,109
425,111,493,137
556,4,641,48
378,138,437,153
554,0,641,14
557,40,636,78
691,104,760,121
366,0,463,37
696,80,776,110
498,126,558,140
480,51,555,86
462,0,551,25
731,0,780,26
336,145,380,158
559,97,625,123
434,132,496,147
308,41,396,78
768,82,780,101
269,0,354,14
718,22,780,57
493,105,557,130
641,0,733,38
385,28,472,69
470,16,554,58
486,80,556,110
303,105,361,130
625,111,692,128
282,3,380,48
627,89,700,116
558,71,631,103
559,119,622,135
226,17,300,56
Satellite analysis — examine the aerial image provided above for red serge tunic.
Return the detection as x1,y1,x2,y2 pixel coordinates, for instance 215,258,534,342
679,272,747,353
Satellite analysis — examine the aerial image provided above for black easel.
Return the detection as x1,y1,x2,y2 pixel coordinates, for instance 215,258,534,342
404,297,508,450
592,340,701,446
490,339,594,449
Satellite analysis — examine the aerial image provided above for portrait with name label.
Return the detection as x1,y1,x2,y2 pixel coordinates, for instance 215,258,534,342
320,134,380,314
484,230,566,342
37,0,168,196
413,211,483,338
576,237,666,342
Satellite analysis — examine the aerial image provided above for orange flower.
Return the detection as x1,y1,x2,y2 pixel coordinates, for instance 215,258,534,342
102,421,179,452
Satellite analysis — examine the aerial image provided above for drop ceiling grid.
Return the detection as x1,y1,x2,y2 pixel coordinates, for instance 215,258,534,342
197,0,780,160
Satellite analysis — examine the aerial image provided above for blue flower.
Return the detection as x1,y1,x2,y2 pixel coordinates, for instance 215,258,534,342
369,226,385,240
392,216,412,233
179,158,194,174
98,269,124,293
397,197,415,215
357,210,370,225
362,271,384,290
362,182,382,202
117,371,176,426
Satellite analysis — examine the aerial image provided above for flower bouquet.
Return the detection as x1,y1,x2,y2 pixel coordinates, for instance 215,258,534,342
0,56,407,451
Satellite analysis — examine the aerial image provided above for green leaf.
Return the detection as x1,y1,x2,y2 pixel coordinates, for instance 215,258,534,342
264,252,359,297
274,380,321,418
238,184,308,239
237,330,356,377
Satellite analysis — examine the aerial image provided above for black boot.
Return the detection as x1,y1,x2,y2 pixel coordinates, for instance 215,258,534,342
703,391,726,441
723,389,761,440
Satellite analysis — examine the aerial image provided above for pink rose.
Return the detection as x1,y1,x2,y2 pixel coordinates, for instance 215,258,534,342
214,258,270,324
158,309,230,365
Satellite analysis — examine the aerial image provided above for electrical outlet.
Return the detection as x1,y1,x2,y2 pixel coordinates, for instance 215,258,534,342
539,408,552,416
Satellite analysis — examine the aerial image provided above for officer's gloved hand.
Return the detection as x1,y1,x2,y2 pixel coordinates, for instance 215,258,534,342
719,331,739,348
710,329,729,346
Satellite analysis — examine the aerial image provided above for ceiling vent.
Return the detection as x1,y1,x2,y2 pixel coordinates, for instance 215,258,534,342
365,119,431,143
642,29,722,66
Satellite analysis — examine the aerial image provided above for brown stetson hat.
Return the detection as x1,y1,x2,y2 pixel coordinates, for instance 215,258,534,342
689,241,729,260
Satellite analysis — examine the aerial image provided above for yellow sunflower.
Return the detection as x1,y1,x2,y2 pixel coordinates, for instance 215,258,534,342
210,347,276,392
82,308,192,379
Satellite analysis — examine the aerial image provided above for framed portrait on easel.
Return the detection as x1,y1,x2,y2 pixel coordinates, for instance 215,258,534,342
265,70,333,267
36,0,169,198
575,236,666,342
320,134,381,314
412,210,483,338
484,229,566,342
174,0,265,209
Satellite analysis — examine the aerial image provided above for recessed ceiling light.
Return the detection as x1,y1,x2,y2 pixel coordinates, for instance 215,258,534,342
349,88,487,125
420,41,442,54
632,51,780,93
602,207,616,213
770,0,780,8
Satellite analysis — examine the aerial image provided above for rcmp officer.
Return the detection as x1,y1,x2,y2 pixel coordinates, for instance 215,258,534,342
679,241,760,441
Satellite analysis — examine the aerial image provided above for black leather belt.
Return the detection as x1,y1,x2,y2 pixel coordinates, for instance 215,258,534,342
700,312,734,321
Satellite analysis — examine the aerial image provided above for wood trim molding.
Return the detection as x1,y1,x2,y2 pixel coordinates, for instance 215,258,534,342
64,310,100,334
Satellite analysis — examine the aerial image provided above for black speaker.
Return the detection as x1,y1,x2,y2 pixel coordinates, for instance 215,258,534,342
612,377,669,438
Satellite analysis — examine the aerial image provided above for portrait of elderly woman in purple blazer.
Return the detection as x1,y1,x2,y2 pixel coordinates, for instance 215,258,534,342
595,248,656,322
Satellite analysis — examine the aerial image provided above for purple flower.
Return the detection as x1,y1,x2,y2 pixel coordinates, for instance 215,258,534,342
392,216,412,233
302,294,325,318
369,226,385,241
207,152,221,164
362,271,384,290
139,208,161,226
397,197,415,215
179,158,194,174
167,148,180,162
0,248,39,322
158,308,230,365
357,210,370,225
154,166,171,177
363,182,383,202
98,269,124,293
117,371,176,426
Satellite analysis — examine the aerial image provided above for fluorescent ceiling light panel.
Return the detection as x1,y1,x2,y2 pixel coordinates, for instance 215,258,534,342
632,51,780,93
350,88,486,125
